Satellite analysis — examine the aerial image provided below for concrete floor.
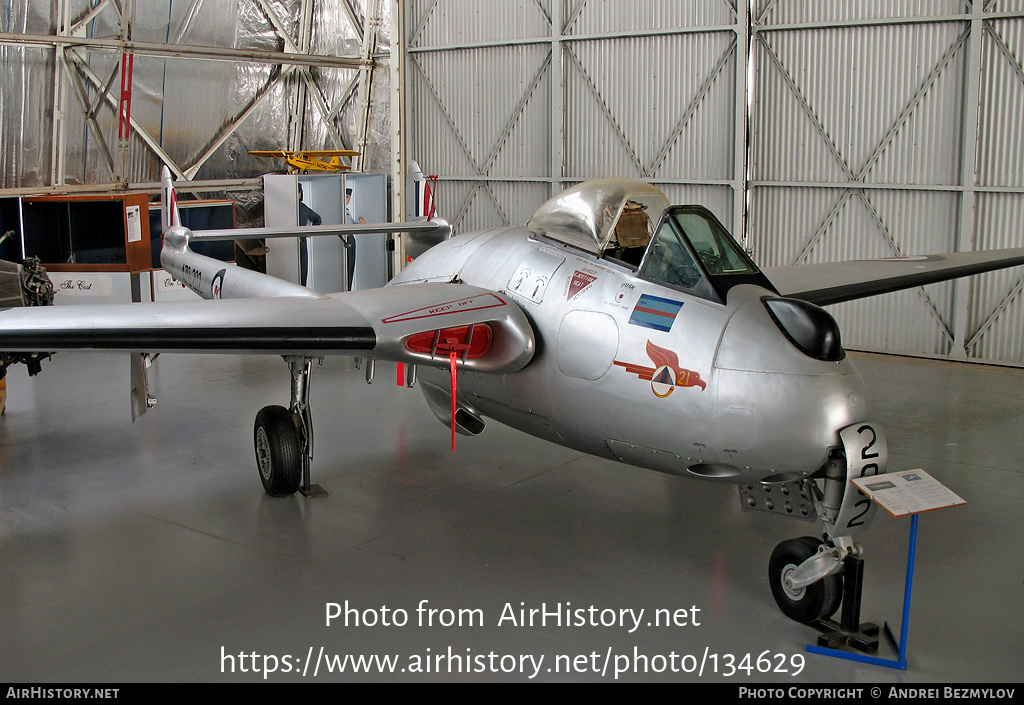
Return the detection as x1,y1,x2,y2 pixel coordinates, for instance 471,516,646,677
0,349,1021,682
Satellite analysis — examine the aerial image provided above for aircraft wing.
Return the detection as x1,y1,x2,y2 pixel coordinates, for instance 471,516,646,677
763,248,1024,306
0,283,534,374
295,150,360,157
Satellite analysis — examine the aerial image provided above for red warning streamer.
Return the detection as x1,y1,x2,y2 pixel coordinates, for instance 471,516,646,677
448,350,458,451
436,337,470,452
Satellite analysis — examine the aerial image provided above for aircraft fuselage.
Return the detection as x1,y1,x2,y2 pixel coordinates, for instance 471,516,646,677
391,226,870,488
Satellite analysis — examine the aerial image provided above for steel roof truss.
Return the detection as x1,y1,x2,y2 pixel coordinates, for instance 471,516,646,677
64,48,186,179
63,53,117,173
252,0,303,55
184,67,297,179
70,0,119,37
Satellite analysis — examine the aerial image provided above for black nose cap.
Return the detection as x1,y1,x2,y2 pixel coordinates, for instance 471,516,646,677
763,297,845,362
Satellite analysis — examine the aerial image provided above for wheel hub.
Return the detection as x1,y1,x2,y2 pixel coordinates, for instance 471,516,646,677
256,426,272,480
780,564,806,601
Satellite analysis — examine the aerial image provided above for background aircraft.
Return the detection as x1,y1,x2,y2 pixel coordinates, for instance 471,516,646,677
2,170,1023,627
248,149,361,173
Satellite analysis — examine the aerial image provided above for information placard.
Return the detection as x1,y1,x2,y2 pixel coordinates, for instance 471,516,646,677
851,469,965,517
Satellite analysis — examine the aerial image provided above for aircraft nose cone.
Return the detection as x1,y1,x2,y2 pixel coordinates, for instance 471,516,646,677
710,290,868,481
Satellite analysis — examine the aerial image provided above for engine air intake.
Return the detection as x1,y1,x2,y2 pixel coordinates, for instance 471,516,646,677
763,297,844,362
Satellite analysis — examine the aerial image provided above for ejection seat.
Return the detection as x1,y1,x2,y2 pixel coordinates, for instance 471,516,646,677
606,200,653,267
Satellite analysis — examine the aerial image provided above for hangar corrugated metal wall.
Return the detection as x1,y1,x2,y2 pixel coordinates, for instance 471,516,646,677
749,1,1024,365
403,0,748,238
403,1,1024,366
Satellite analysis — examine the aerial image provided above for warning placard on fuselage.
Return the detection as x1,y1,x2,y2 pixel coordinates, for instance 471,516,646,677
508,250,565,304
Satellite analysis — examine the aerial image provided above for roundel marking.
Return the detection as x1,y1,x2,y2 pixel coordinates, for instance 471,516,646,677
211,269,227,299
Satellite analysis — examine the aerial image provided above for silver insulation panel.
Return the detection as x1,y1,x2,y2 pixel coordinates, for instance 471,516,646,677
0,1,389,187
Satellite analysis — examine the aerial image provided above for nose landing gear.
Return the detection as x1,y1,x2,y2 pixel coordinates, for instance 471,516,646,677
767,422,887,652
770,535,880,652
769,536,843,624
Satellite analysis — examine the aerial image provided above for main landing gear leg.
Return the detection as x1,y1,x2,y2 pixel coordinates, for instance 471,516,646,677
254,356,327,498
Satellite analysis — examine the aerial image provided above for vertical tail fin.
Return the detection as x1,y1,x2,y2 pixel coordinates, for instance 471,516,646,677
160,166,180,232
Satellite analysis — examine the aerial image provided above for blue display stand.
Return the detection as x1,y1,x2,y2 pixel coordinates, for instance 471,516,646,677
806,513,918,670
806,468,964,670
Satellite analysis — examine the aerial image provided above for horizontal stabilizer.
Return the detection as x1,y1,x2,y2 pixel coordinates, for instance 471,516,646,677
189,219,449,242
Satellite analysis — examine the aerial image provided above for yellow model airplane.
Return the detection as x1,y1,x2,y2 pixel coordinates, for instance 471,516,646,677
249,149,360,173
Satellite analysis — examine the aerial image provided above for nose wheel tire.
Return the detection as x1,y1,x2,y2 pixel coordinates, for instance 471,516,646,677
769,536,843,624
254,405,302,497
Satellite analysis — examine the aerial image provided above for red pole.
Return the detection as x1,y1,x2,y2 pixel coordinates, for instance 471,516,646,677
118,52,134,140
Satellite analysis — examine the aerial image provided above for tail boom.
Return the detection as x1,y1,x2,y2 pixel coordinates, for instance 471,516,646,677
160,226,323,301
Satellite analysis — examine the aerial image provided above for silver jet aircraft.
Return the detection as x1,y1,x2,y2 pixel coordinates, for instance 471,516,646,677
2,169,1023,626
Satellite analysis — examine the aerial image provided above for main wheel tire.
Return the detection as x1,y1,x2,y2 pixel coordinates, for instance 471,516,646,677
254,405,302,497
768,537,843,624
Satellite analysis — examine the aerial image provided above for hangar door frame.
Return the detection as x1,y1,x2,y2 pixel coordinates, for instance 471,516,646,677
401,0,750,242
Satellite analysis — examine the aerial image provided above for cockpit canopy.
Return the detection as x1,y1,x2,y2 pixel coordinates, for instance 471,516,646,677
527,178,670,255
528,178,777,303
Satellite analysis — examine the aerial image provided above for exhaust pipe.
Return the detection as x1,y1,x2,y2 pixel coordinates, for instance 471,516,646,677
419,380,485,436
